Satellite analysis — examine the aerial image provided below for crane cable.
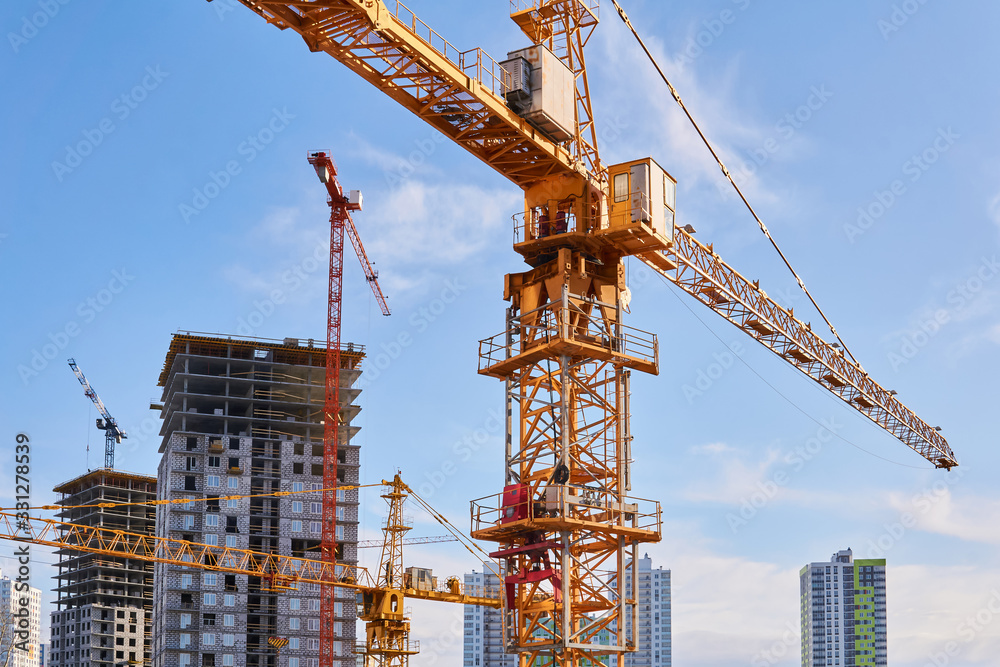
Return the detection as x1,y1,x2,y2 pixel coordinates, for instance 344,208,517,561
610,0,860,366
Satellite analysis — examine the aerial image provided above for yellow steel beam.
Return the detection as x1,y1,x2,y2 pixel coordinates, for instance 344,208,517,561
0,511,501,607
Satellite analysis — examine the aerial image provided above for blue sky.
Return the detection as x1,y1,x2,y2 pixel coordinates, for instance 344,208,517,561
2,0,999,665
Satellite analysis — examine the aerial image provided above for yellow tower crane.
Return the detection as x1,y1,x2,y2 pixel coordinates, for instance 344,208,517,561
220,2,958,667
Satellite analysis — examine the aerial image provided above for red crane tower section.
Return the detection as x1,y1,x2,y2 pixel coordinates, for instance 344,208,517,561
308,150,389,667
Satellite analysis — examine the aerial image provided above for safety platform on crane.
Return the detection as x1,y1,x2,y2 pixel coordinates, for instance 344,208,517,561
470,484,662,544
478,300,658,378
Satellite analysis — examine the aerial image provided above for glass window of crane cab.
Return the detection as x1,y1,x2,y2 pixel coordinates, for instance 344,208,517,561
663,174,676,211
614,173,629,203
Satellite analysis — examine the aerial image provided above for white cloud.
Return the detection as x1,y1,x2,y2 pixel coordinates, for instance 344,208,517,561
990,193,1000,228
683,442,785,505
364,179,520,269
886,485,1000,545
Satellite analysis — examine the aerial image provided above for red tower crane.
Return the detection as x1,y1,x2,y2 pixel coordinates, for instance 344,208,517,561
308,150,390,667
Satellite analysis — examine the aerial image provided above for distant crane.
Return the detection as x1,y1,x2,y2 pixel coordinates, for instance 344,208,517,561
68,358,126,469
308,149,391,667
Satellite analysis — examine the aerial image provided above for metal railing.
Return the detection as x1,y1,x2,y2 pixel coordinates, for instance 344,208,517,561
470,484,661,535
478,298,657,372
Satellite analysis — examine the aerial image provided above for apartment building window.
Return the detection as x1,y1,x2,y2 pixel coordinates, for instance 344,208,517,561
203,614,216,626
292,501,303,513
336,506,345,520
293,463,304,474
289,599,300,611
335,525,344,540
308,599,320,612
222,655,234,667
207,496,220,512
336,489,345,502
183,515,195,530
202,634,215,646
311,502,322,514
180,614,191,629
185,476,197,491
292,521,303,532
179,634,191,649
288,638,299,650
208,457,220,467
227,498,238,509
222,635,234,647
206,515,219,528
223,615,234,627
307,619,320,631
229,437,240,450
205,573,217,586
227,477,239,489
292,482,304,493
179,654,191,667
309,640,319,650
186,457,197,471
187,437,198,451
181,574,193,589
205,534,218,546
203,593,216,606
225,535,238,548
207,476,220,488
289,659,299,667
223,594,235,607
289,618,300,631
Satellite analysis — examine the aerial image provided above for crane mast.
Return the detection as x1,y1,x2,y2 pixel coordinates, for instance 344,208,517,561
68,358,127,469
226,2,958,667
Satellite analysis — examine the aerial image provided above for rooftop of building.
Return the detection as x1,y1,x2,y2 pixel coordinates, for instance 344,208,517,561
158,331,365,386
53,468,157,495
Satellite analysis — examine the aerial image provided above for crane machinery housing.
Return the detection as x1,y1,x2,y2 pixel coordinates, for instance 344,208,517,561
218,2,957,667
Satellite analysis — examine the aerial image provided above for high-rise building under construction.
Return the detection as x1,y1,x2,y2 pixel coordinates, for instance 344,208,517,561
48,469,157,667
151,332,364,667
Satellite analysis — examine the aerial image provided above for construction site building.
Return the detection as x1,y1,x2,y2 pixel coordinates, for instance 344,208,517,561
48,469,157,667
0,573,41,667
151,332,364,667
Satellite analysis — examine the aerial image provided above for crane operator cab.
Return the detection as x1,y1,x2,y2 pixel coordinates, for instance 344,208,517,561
600,157,677,256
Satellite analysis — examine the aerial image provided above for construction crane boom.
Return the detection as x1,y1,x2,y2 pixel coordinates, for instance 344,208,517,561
0,510,498,609
658,228,957,468
358,535,457,548
68,358,126,469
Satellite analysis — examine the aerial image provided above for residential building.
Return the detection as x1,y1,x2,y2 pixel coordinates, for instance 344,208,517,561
462,554,670,667
800,548,886,667
48,469,156,667
152,332,364,667
0,571,42,667
463,563,512,667
597,554,671,667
